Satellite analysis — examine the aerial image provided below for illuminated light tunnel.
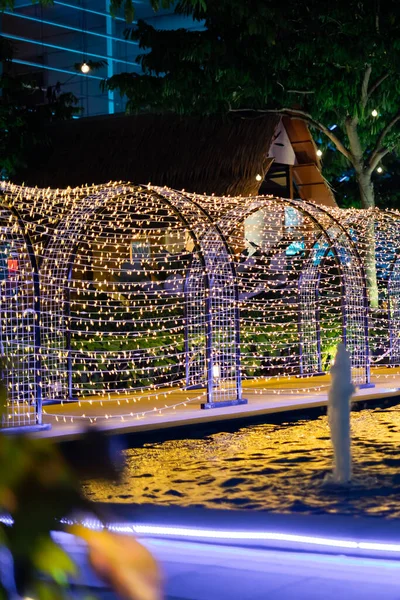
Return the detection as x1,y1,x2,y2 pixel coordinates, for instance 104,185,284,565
3,182,399,426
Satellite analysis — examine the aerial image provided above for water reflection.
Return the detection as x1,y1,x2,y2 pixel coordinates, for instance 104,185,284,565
84,405,400,517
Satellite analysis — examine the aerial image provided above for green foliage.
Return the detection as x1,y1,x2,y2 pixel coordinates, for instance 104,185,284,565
0,391,127,597
0,40,82,179
0,433,85,596
3,0,400,202
323,151,400,209
0,0,54,9
107,1,399,114
102,0,400,206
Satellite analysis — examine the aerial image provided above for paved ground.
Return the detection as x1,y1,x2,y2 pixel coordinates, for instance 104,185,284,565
39,367,400,440
148,538,400,600
58,532,400,600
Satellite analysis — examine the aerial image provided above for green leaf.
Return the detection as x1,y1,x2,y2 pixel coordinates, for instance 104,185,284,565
33,537,77,585
124,0,134,22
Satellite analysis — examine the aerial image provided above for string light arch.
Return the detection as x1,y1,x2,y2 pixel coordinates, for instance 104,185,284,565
379,211,400,365
0,198,44,430
335,207,400,367
181,193,371,386
40,184,244,409
5,182,400,425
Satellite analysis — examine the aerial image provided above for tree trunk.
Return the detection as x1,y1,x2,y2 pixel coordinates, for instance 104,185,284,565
356,171,379,309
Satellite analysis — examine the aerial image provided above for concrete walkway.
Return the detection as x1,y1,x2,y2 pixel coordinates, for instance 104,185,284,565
147,538,400,600
57,528,400,600
39,367,400,441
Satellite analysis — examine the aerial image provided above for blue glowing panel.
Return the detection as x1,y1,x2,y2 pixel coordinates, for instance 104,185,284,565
286,240,305,256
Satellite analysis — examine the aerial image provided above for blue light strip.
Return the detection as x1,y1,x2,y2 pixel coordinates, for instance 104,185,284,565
105,0,115,115
11,58,104,80
54,0,126,22
57,517,400,558
3,513,400,559
2,32,140,68
4,10,139,45
130,524,400,553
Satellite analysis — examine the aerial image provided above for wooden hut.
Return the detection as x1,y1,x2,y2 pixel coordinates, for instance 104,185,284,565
16,112,336,206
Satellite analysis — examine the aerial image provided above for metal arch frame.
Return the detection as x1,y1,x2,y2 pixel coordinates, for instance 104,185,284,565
149,188,213,404
8,205,44,424
381,211,400,365
152,187,245,408
0,199,47,431
65,246,79,401
179,193,243,371
41,187,116,402
388,253,400,364
305,202,371,387
298,236,325,376
298,234,342,377
183,257,204,388
41,184,245,409
214,195,371,386
174,190,243,404
285,199,371,387
339,208,400,367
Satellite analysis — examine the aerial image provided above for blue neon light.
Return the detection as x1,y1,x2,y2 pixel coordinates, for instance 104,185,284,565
4,10,139,45
54,0,126,22
105,0,115,115
11,59,104,80
2,33,140,68
54,516,400,557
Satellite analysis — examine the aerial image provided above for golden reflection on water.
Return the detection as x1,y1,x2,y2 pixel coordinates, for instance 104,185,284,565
84,405,400,516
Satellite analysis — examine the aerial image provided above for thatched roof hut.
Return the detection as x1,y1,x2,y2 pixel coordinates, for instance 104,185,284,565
17,112,281,196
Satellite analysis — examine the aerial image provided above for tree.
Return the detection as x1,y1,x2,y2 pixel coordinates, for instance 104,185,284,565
0,37,82,179
103,0,400,307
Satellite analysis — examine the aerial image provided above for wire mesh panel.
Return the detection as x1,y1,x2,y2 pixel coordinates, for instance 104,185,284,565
295,202,370,386
41,190,113,401
154,187,244,407
40,185,243,408
184,253,206,388
389,256,400,364
298,238,327,375
338,209,400,367
211,196,369,386
0,204,40,428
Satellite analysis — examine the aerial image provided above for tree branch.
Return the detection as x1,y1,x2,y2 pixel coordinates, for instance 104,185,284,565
277,82,315,94
369,108,400,167
367,72,390,100
229,107,353,163
345,116,363,168
287,90,315,94
368,147,391,174
361,64,372,110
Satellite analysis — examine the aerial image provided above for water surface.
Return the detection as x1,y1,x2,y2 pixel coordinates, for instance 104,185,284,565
84,404,400,517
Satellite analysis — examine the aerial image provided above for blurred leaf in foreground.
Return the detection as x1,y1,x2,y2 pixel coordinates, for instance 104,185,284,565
72,525,163,600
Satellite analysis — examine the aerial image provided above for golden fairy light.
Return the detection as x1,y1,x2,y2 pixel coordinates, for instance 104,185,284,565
0,180,399,427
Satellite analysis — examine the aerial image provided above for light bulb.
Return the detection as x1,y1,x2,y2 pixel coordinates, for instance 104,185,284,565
371,109,378,117
377,166,383,173
255,174,262,181
81,62,90,74
316,149,323,157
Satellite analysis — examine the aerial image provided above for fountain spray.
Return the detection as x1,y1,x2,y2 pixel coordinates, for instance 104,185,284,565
327,343,355,484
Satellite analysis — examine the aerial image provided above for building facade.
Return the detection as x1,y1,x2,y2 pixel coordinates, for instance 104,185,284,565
1,0,200,117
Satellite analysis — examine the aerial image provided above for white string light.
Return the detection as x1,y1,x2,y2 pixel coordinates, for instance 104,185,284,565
81,62,90,74
0,181,399,426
